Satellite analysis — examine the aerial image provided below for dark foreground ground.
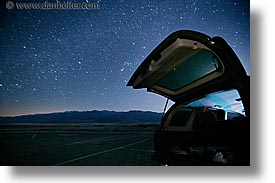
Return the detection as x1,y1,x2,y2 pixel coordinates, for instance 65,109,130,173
0,124,156,166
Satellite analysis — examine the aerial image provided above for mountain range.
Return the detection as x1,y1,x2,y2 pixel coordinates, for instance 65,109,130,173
0,110,163,124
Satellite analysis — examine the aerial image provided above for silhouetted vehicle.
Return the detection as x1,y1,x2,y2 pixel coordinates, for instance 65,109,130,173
127,30,250,165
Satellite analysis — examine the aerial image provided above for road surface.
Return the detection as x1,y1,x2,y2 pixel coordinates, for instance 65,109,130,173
0,126,156,166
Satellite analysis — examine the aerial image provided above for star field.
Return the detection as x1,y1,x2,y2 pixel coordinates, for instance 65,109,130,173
0,0,249,116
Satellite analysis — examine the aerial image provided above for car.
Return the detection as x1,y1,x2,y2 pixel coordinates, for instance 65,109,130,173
127,30,250,165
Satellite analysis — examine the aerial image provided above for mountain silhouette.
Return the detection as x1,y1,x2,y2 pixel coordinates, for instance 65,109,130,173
0,110,162,124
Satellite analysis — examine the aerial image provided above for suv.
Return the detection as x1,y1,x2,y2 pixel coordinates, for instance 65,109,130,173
127,30,249,165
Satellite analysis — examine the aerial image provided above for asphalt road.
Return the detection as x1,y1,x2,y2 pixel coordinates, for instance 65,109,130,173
0,128,155,166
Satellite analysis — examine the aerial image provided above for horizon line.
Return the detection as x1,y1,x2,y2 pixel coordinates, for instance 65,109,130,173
0,109,163,118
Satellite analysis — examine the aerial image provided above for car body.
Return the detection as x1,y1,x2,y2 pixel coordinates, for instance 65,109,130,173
127,30,250,165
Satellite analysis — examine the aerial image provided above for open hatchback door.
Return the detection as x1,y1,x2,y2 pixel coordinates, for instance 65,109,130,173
127,30,250,165
127,30,249,115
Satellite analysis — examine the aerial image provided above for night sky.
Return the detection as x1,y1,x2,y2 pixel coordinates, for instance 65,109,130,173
0,0,249,116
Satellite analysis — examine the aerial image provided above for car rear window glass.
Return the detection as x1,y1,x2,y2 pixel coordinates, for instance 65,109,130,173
169,108,192,126
155,50,219,91
187,89,245,117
